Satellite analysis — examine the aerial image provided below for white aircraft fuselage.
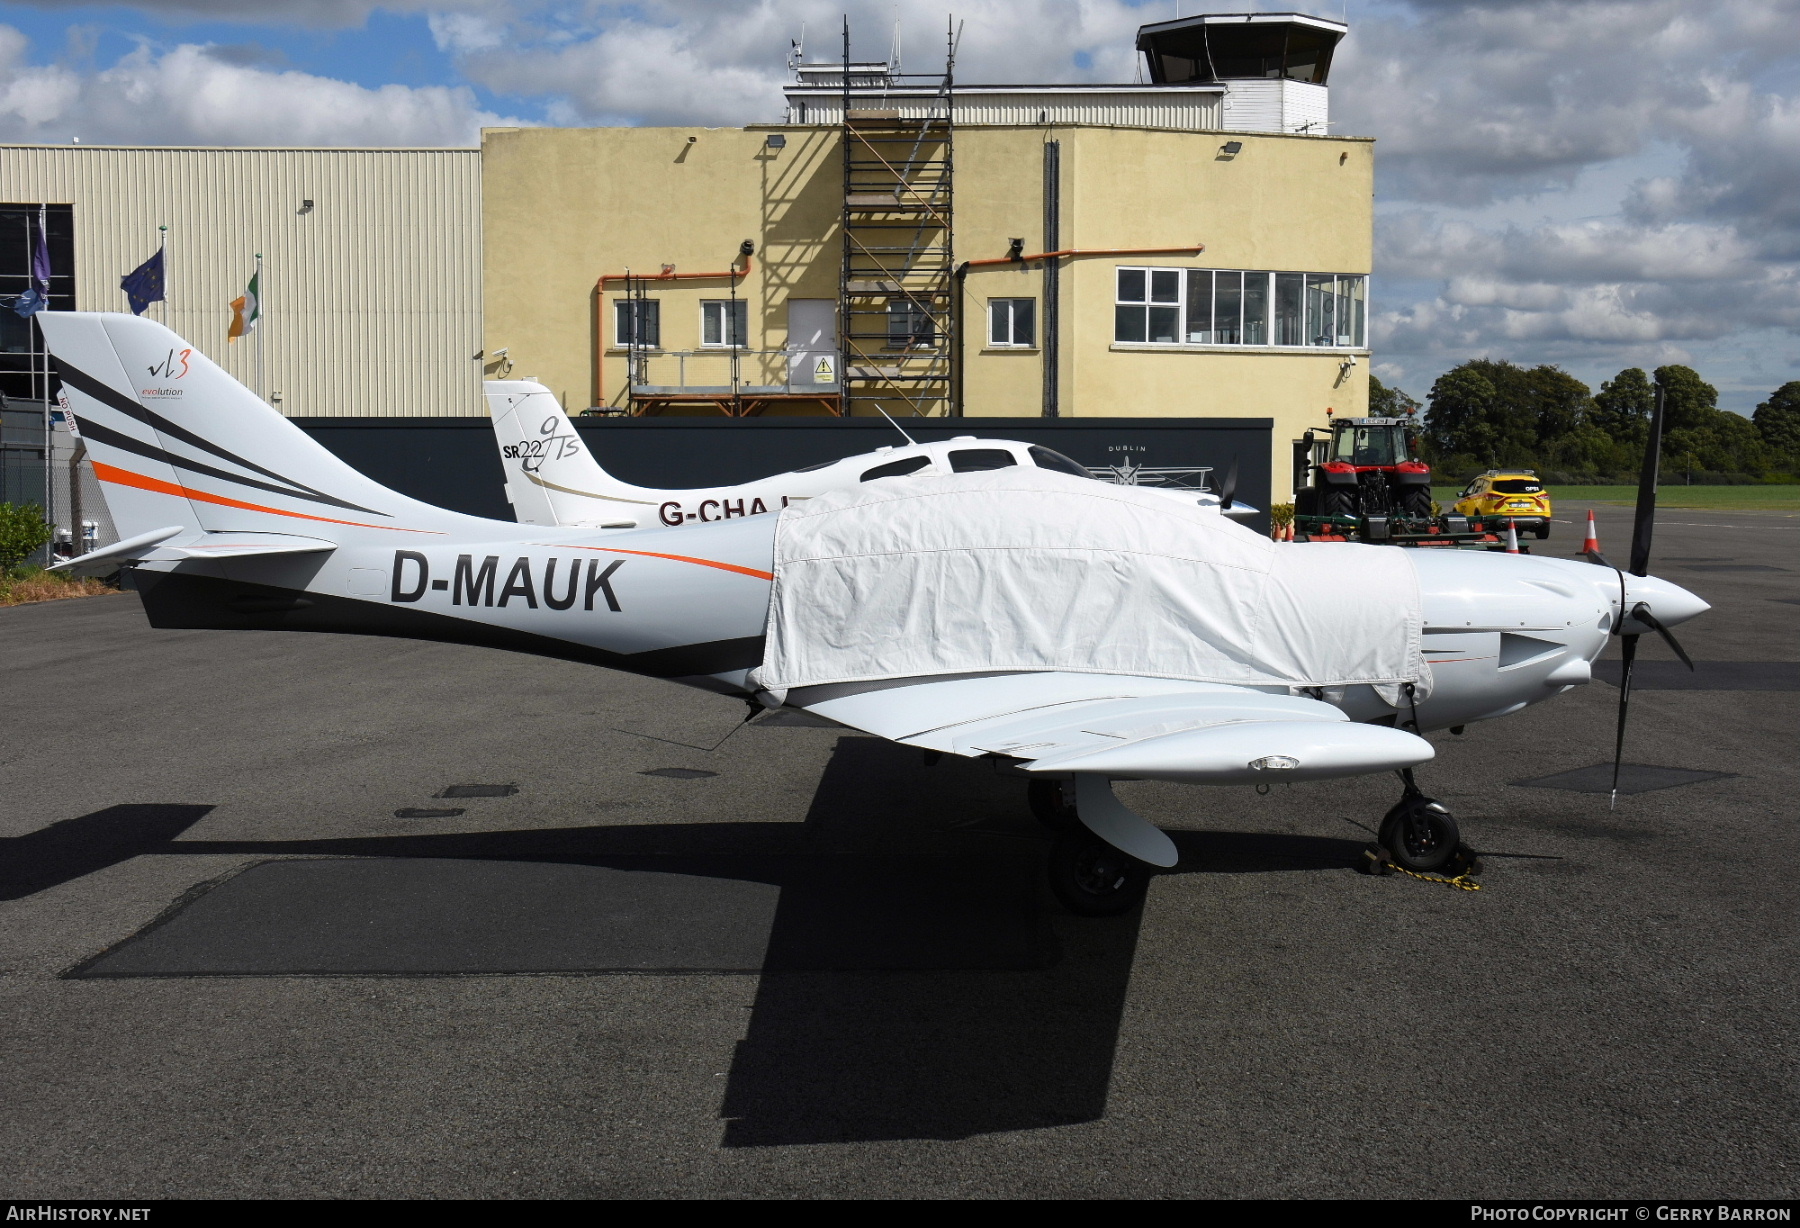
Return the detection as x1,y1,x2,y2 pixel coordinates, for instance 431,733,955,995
149,513,1704,735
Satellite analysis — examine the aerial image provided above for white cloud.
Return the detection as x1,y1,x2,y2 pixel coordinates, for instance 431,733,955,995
6,0,491,29
0,25,517,144
427,12,505,56
451,0,1145,127
1336,0,1800,408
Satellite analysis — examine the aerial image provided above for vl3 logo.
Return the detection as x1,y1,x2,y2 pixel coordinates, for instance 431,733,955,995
147,348,192,379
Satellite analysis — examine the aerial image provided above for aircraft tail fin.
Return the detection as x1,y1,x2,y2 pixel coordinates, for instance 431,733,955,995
485,382,656,528
38,311,477,551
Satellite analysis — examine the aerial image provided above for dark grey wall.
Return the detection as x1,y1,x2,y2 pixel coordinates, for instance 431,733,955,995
295,417,1273,531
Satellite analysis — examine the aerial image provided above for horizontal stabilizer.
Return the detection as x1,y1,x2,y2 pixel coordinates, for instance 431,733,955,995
155,532,338,560
51,529,335,576
49,525,185,575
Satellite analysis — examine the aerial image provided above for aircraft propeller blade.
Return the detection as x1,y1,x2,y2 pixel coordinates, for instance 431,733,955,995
1608,376,1671,809
1628,383,1667,578
1629,601,1695,672
1610,631,1639,810
1218,458,1238,512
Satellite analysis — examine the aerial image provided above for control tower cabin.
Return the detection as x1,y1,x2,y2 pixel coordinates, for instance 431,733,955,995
1137,12,1346,133
784,11,1348,135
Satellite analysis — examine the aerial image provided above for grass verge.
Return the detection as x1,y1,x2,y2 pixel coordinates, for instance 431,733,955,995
1433,485,1800,513
0,568,117,607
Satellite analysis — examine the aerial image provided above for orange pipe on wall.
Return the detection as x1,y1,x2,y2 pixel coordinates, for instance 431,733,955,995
593,256,753,409
960,244,1205,270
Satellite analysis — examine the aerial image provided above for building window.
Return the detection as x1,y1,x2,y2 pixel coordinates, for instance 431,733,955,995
0,204,76,402
701,299,749,348
1274,272,1305,346
1114,267,1180,344
614,299,660,348
1116,266,1364,349
988,298,1036,347
887,299,936,349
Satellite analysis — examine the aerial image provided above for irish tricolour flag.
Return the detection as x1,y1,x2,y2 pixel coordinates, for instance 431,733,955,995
228,269,260,342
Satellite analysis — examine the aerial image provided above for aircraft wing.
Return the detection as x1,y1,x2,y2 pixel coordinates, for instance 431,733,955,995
787,670,1431,785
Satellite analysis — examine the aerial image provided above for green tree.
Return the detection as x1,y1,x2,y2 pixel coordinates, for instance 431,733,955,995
1652,366,1772,477
1593,367,1653,446
1424,359,1596,474
1753,382,1800,458
0,502,53,571
1368,373,1420,417
1423,366,1501,467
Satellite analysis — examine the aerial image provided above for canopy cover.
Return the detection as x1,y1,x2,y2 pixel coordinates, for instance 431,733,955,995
758,469,1429,697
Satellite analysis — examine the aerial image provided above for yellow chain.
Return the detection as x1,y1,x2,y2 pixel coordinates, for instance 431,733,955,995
1363,847,1484,891
1389,863,1483,891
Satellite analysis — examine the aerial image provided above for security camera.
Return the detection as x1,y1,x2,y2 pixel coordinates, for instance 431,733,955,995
492,347,509,358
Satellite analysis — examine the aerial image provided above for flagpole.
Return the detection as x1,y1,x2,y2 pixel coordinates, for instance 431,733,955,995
37,204,52,546
255,253,264,404
158,225,168,327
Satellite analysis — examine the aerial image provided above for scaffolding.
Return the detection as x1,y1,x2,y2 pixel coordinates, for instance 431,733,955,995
840,20,956,419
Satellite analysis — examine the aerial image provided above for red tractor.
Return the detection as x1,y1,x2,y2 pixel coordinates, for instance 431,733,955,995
1293,415,1434,524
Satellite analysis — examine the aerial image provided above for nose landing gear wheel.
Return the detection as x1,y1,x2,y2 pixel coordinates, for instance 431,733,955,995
1378,794,1460,874
1047,829,1152,917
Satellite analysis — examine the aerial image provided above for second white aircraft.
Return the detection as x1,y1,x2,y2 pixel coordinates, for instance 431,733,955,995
485,379,1257,530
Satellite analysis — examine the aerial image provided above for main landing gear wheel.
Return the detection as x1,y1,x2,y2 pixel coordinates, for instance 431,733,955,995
1378,790,1461,874
1028,778,1078,830
1047,829,1151,917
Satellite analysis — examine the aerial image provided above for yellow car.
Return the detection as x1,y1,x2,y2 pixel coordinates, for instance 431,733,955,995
1453,471,1553,539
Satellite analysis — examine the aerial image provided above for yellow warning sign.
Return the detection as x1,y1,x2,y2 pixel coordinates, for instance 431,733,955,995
813,355,835,384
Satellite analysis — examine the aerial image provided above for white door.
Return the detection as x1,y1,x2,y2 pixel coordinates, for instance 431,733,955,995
786,300,838,388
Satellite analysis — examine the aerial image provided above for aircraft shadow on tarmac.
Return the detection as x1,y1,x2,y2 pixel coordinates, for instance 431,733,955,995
11,738,1367,1146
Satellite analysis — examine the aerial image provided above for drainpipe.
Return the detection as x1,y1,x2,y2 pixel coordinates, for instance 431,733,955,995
1042,141,1059,418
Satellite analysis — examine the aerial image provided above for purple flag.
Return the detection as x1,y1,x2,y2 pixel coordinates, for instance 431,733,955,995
13,217,50,317
30,217,49,288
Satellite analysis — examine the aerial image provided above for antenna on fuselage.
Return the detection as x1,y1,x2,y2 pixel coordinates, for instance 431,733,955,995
873,403,918,446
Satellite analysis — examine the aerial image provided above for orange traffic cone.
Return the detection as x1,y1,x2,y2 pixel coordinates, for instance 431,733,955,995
1504,520,1520,554
1580,509,1600,555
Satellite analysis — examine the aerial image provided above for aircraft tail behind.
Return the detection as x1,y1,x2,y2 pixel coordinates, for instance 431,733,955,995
485,382,658,528
39,312,482,560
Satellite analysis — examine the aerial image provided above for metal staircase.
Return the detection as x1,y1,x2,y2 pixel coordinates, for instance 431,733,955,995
839,23,956,418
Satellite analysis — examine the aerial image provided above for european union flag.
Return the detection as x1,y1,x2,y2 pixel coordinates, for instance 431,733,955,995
121,250,165,316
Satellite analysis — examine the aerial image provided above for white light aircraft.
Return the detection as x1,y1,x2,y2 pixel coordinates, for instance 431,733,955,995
485,379,1258,530
48,313,1707,915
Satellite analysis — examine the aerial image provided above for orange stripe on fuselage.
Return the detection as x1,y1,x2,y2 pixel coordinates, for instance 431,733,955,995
92,461,443,534
548,542,774,581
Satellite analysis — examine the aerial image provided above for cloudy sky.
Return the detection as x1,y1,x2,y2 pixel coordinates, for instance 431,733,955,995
0,0,1794,413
